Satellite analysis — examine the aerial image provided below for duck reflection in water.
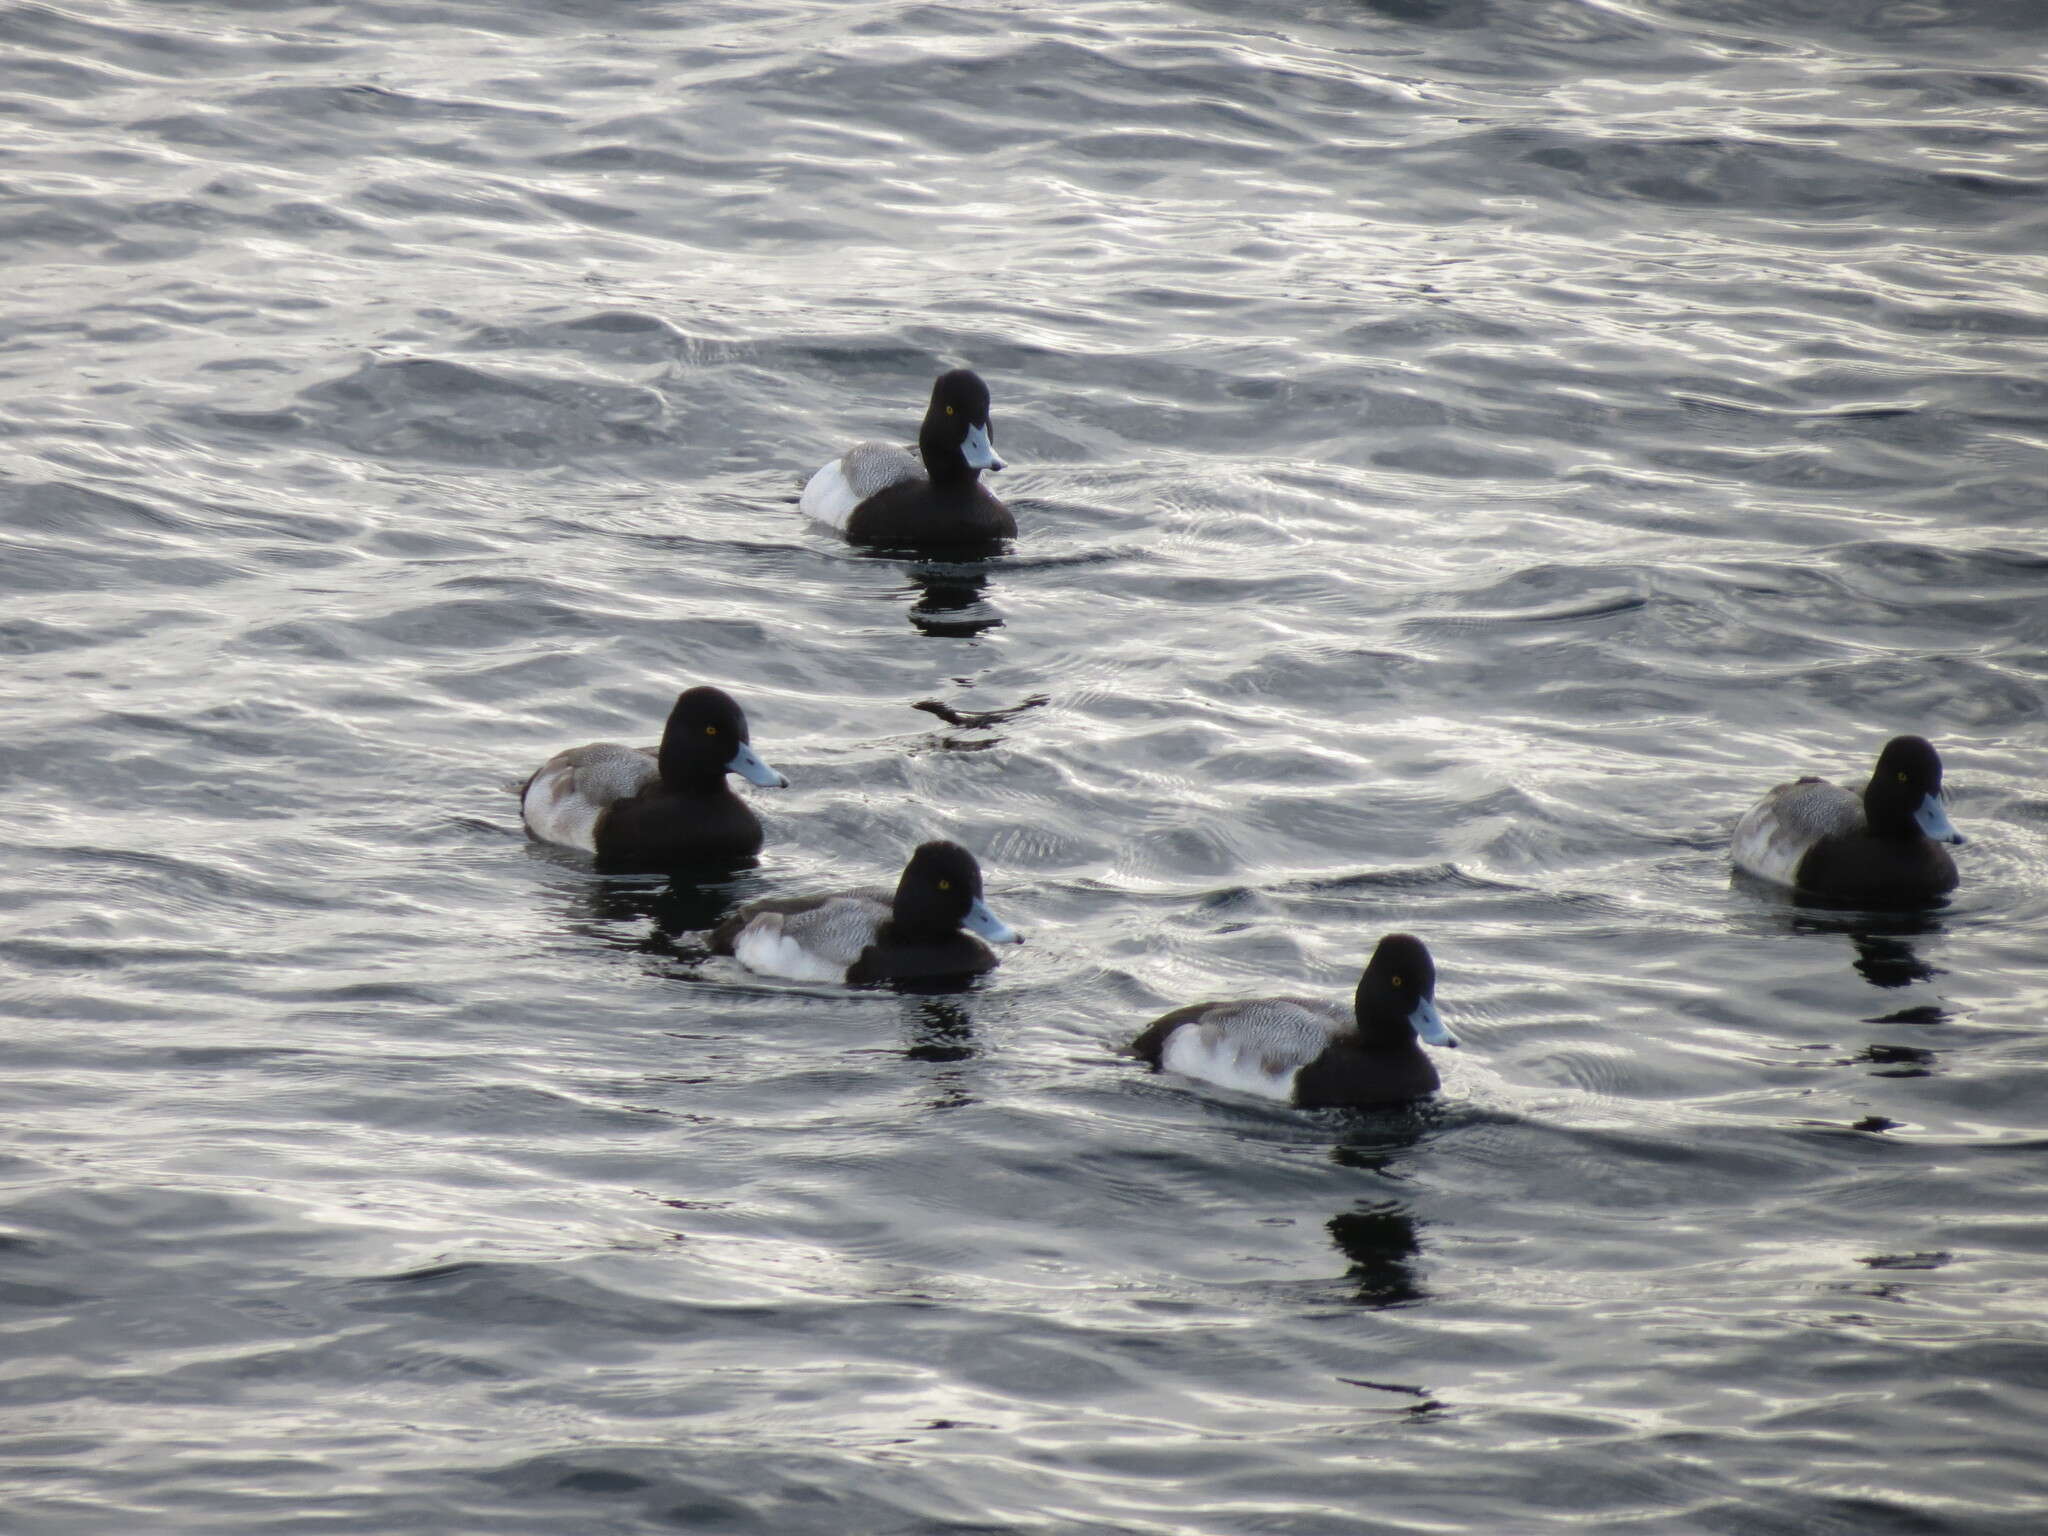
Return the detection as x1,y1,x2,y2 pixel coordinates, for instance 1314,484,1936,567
1831,920,1945,991
902,559,1002,639
1733,869,1946,989
1327,1200,1427,1308
547,864,760,956
911,692,1049,754
901,996,985,1114
1324,1113,1438,1307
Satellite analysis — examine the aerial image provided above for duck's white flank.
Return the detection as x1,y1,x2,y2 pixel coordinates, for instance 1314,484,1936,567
1158,1000,1344,1102
520,743,659,851
732,920,855,983
730,891,894,982
1731,778,1860,887
799,442,920,530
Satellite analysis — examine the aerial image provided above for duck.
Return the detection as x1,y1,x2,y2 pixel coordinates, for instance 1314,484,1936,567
1127,933,1456,1109
1731,734,1963,903
519,686,787,870
712,839,1022,983
799,368,1015,547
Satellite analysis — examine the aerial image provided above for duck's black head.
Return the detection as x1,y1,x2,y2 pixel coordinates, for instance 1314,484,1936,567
1353,933,1455,1048
657,686,788,794
889,839,1020,945
919,369,1004,485
1862,735,1960,844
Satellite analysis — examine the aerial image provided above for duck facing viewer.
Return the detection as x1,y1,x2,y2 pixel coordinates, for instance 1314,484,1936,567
799,368,1014,548
1731,734,1963,904
520,685,787,871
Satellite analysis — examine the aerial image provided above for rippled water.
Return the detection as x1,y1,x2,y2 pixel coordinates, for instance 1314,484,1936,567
5,1,2048,1531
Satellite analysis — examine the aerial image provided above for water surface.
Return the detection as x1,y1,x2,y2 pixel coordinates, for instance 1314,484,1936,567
4,1,2048,1531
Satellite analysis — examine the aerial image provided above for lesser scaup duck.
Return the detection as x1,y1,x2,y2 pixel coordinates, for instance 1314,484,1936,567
1731,734,1963,904
1127,933,1457,1109
799,368,1015,547
712,839,1022,983
520,686,788,870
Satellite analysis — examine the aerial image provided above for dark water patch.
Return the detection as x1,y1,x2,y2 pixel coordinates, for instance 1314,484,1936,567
7,478,194,539
459,308,693,362
1869,67,2048,106
128,107,277,153
21,843,334,910
295,356,667,466
0,3,272,74
1647,0,2048,49
1848,1043,1939,1077
473,1444,1066,1536
230,81,566,129
1861,1249,1952,1269
188,407,309,436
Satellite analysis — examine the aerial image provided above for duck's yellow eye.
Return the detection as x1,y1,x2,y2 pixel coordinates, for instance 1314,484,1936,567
1897,770,1908,782
937,879,951,891
705,725,718,736
1391,975,1404,988
945,404,955,415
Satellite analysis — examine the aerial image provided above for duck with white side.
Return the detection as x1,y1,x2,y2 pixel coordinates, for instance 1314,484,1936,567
519,686,787,871
800,368,1014,547
1128,933,1458,1110
713,840,1022,984
1731,734,1963,903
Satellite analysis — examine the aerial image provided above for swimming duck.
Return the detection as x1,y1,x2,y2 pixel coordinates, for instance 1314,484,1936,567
1731,734,1963,903
1128,933,1456,1108
520,686,787,870
713,839,1022,983
799,368,1015,547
